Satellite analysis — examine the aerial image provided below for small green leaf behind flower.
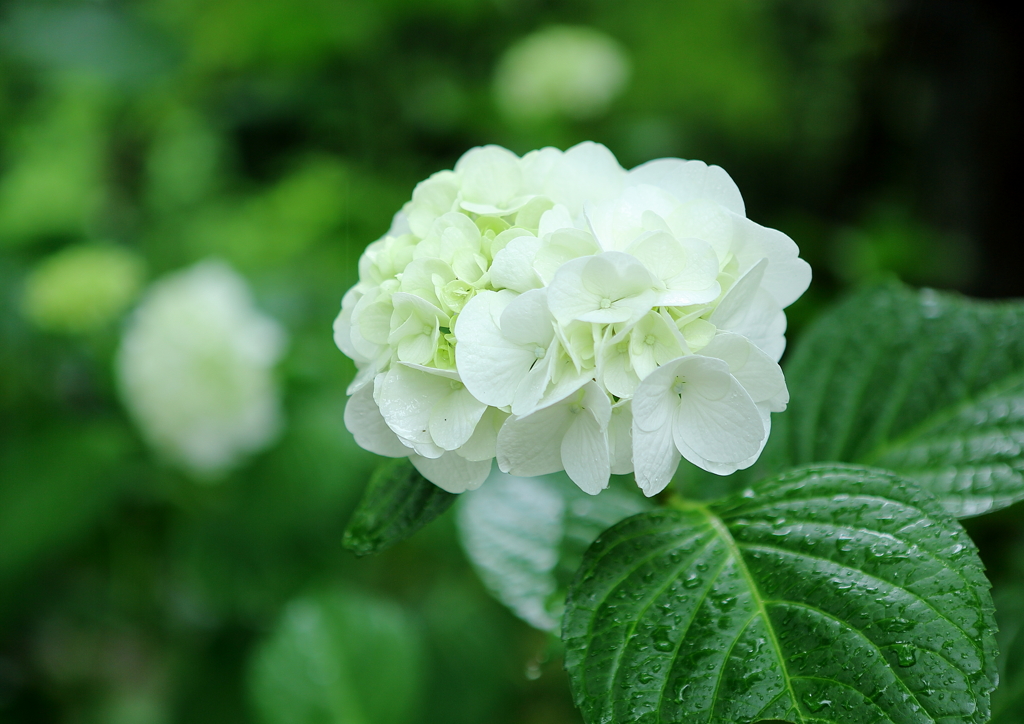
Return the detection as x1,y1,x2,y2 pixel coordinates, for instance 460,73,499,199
562,464,997,724
343,458,457,556
457,469,651,631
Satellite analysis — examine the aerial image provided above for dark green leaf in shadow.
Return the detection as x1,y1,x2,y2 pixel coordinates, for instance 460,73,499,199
343,458,457,556
563,465,997,724
764,282,1024,518
248,587,423,724
990,584,1024,723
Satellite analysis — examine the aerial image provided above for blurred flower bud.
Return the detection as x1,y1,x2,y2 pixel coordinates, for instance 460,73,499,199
21,244,144,334
116,260,287,478
493,26,631,122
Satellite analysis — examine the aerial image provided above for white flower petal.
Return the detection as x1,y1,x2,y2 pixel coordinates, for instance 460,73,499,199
456,145,524,212
408,170,459,237
672,356,765,465
632,422,680,497
628,158,745,216
533,228,600,284
537,203,576,238
457,406,508,461
499,288,555,347
562,413,610,495
608,399,634,475
700,332,788,411
490,235,542,292
631,359,685,432
344,381,411,458
411,452,492,493
455,290,538,408
547,251,656,326
429,386,488,450
540,141,626,216
496,405,572,477
731,217,812,308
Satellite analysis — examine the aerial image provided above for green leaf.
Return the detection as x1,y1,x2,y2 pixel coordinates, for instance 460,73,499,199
342,458,457,556
457,470,651,631
0,423,129,585
248,587,423,724
990,584,1024,723
563,465,997,724
764,281,1024,518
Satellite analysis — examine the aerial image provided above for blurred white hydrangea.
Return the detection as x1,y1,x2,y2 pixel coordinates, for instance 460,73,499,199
493,26,630,122
117,261,287,478
21,244,144,334
334,143,810,496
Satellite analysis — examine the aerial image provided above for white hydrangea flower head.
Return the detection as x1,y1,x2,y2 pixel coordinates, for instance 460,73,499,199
334,142,810,497
493,26,631,122
117,260,287,478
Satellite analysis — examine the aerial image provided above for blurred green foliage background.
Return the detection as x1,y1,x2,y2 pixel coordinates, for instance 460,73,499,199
0,0,1021,722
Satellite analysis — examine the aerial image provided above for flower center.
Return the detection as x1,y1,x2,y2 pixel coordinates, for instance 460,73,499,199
568,402,583,415
534,345,546,359
422,324,433,336
672,377,686,395
449,380,463,391
599,297,611,309
644,334,656,346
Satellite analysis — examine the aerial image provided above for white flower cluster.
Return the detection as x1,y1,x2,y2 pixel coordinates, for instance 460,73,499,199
335,143,810,496
117,261,287,477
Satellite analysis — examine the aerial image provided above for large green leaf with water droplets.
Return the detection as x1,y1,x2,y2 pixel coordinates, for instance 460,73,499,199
457,469,651,631
563,465,997,724
763,281,1024,518
343,458,456,556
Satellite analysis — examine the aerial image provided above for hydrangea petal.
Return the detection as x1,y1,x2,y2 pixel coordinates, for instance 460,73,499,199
455,290,538,408
632,422,681,497
344,381,411,458
700,332,788,411
627,158,745,216
490,235,542,292
547,252,657,326
562,413,610,495
608,399,634,475
456,145,525,213
496,404,571,477
457,406,507,462
429,384,488,450
671,357,765,465
411,452,492,493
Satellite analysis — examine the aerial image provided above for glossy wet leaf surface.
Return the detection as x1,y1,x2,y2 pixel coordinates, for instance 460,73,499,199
343,458,456,556
248,587,423,724
763,282,1024,518
457,470,651,631
563,465,997,724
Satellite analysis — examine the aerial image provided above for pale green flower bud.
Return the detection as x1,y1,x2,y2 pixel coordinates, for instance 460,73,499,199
22,244,144,334
494,26,631,122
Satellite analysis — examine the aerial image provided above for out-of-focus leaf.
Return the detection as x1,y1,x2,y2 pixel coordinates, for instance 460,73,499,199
763,282,1024,518
457,469,650,632
248,587,423,724
0,423,130,584
343,458,456,557
0,81,108,246
563,465,997,724
991,584,1024,723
